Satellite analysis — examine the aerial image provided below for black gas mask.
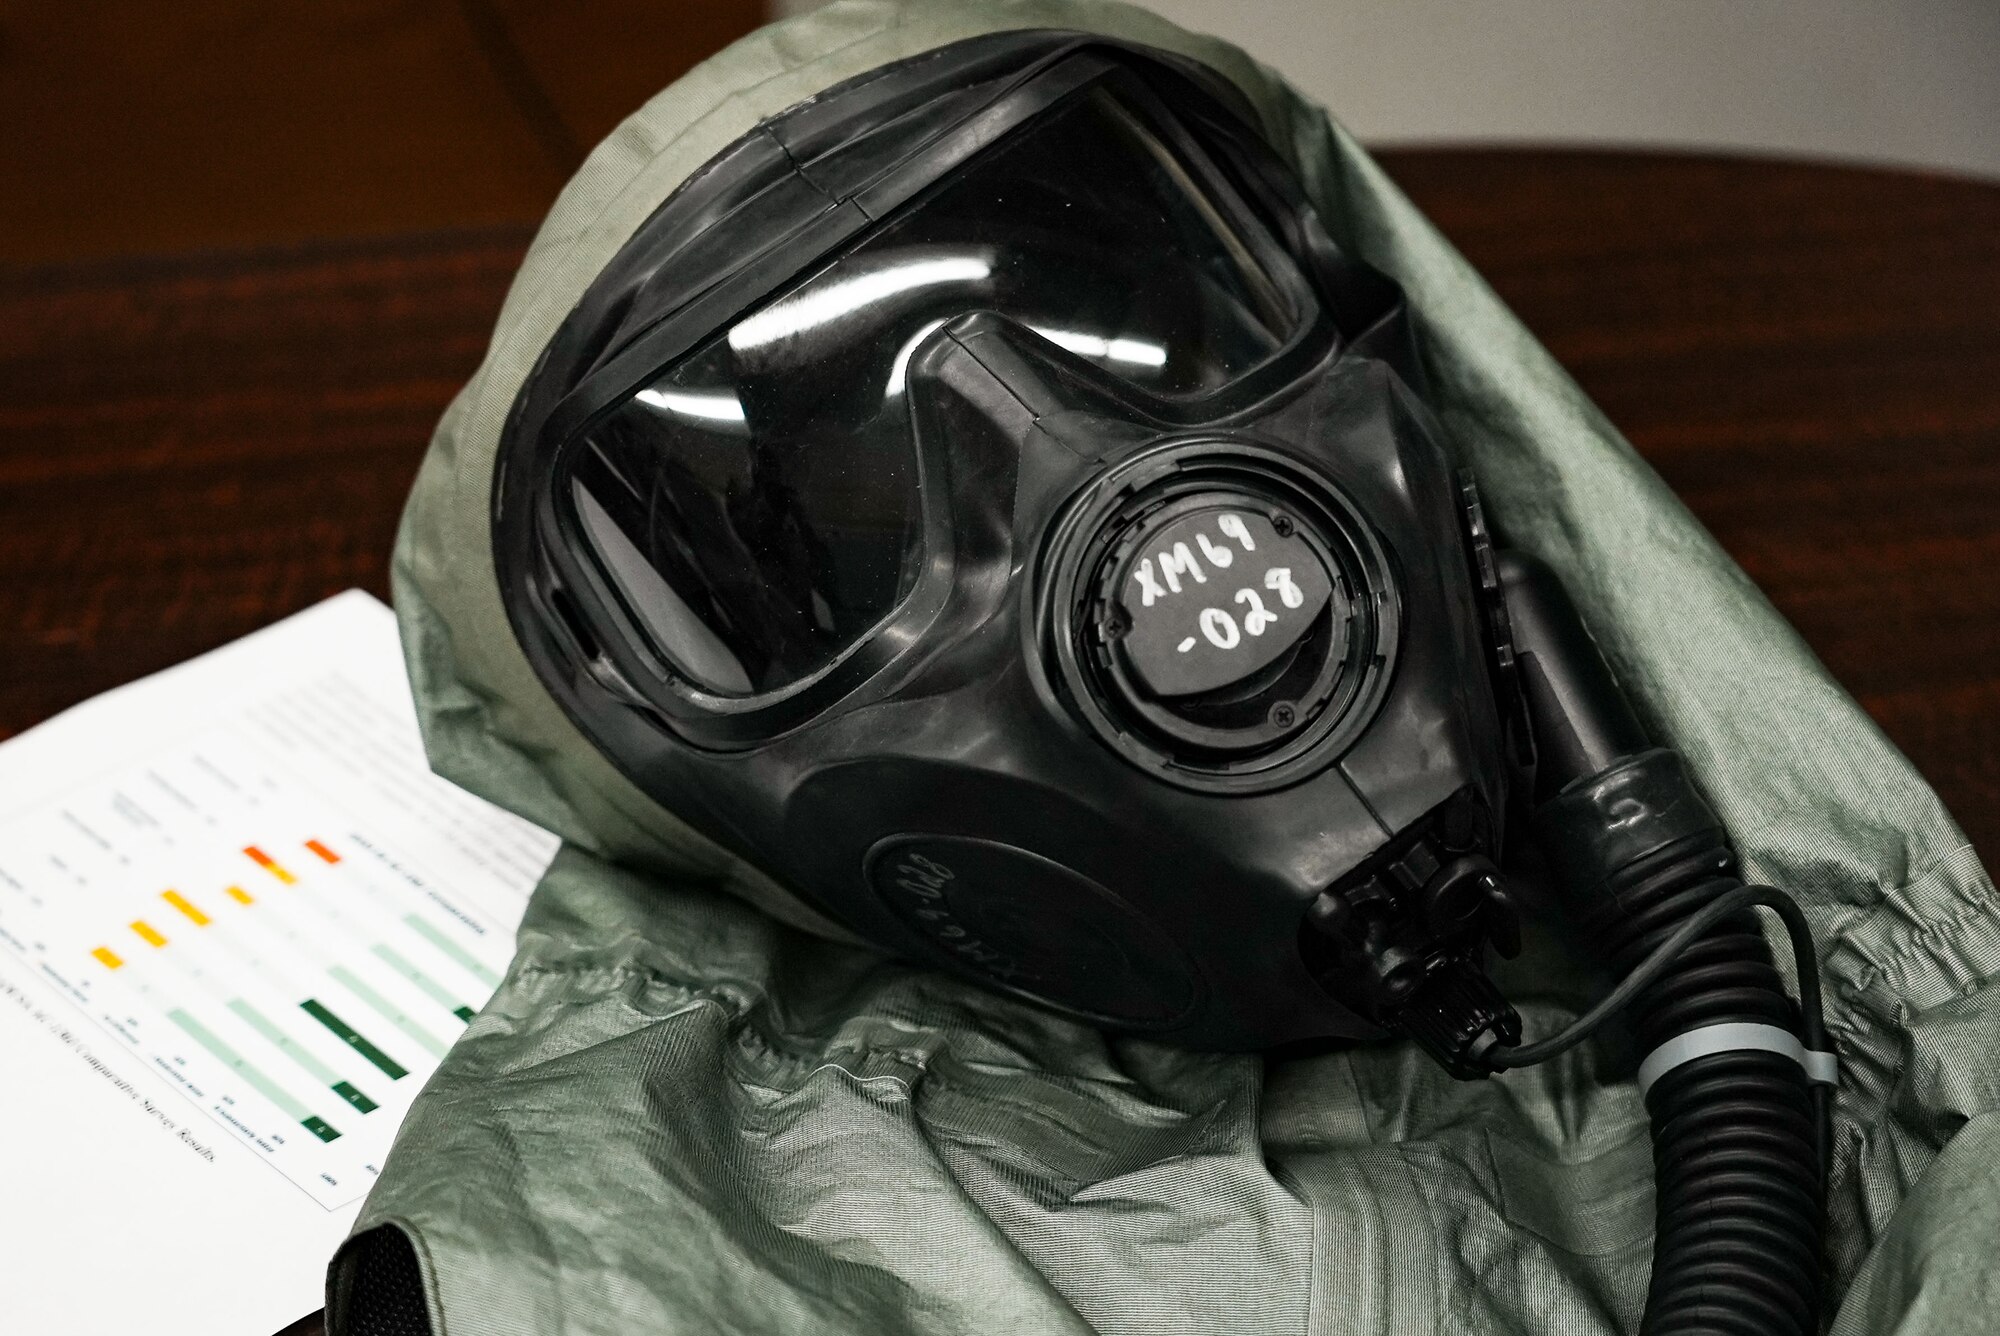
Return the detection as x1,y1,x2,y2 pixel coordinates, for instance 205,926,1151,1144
497,32,1834,1333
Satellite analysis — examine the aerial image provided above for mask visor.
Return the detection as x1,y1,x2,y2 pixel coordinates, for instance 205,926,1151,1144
566,83,1316,698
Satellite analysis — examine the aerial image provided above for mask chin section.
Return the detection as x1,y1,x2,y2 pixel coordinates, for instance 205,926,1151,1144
1295,787,1526,1076
1042,440,1398,792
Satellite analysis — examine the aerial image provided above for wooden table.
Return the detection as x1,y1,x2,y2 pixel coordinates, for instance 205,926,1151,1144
2,151,1997,1336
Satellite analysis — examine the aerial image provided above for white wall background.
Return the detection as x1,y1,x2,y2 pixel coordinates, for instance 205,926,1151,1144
771,0,2000,180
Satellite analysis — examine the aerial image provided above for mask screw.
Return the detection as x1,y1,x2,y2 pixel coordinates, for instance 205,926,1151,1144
1269,701,1297,728
1271,513,1297,538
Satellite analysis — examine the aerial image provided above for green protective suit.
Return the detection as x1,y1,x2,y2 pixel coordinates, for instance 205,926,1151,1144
327,2,2000,1332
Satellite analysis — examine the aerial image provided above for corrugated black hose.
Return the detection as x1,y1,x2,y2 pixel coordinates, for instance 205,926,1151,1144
1482,551,1833,1336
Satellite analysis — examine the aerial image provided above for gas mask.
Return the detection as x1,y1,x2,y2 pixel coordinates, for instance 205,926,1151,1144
495,32,1833,1333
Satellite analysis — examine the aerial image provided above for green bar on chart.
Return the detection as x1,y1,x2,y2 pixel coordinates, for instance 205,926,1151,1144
168,1008,337,1142
372,943,471,1019
227,997,379,1115
329,965,449,1059
229,997,336,1083
301,998,407,1080
333,1080,378,1114
403,913,502,988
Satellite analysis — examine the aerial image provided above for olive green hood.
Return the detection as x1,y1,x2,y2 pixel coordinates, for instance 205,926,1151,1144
337,2,2000,1332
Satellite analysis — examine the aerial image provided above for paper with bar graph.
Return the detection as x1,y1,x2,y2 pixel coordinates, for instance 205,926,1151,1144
0,591,559,1335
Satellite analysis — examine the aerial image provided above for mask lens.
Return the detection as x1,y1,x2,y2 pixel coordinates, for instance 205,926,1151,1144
568,85,1312,698
568,405,921,699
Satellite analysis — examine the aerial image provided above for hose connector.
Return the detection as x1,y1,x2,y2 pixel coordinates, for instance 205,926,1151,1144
1397,957,1521,1080
1533,748,1725,902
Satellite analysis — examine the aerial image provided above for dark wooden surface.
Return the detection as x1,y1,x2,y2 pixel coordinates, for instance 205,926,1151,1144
0,151,1996,1336
1386,151,2000,848
0,0,766,263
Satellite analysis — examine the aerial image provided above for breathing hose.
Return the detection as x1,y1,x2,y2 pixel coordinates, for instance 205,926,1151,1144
1482,551,1834,1336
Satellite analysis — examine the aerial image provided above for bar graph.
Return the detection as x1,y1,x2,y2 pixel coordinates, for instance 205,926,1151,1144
372,942,474,1021
0,705,552,1210
301,998,409,1081
162,890,210,925
168,1008,343,1143
405,913,502,988
242,845,298,885
228,997,379,1113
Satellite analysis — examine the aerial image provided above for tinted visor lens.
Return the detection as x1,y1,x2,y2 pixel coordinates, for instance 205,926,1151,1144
569,86,1312,698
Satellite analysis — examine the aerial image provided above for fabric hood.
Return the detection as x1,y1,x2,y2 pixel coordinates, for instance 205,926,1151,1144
362,2,2000,1332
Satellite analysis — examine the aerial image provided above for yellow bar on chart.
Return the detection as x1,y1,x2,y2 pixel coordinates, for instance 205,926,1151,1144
243,845,297,885
130,920,168,948
92,946,125,970
162,889,211,926
226,885,255,906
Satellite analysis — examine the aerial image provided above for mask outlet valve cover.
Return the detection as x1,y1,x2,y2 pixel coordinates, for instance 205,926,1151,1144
1043,442,1398,789
1107,498,1336,708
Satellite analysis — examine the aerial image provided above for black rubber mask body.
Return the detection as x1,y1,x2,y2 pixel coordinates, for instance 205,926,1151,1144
494,32,1516,1049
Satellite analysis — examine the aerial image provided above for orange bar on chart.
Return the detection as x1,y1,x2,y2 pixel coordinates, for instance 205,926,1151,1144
162,889,211,926
226,885,255,905
92,946,125,970
130,920,168,948
243,845,297,885
305,839,341,865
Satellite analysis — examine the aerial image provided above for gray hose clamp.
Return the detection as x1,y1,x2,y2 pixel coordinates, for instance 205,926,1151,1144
1636,1021,1839,1096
